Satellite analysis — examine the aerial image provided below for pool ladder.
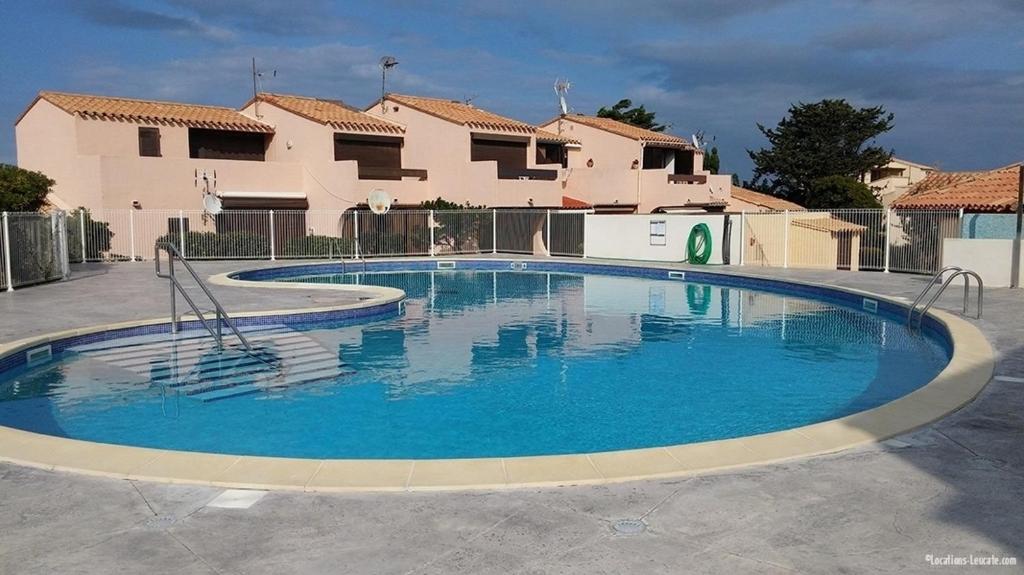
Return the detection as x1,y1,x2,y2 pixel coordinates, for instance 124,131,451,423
907,266,983,330
155,242,253,351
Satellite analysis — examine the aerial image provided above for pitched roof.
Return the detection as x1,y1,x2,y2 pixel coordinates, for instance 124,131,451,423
251,93,403,134
792,216,866,234
556,114,693,147
892,164,1023,212
536,129,580,145
382,94,536,134
24,91,273,133
729,186,804,211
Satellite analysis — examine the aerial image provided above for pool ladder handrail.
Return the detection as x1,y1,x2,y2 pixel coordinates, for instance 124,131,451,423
154,242,252,352
907,266,983,329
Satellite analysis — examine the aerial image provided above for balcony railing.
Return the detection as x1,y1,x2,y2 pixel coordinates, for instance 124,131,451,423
497,168,558,181
357,167,429,181
667,174,707,184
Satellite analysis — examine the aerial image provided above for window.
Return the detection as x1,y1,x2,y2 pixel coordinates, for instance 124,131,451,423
536,143,567,168
138,127,161,157
188,129,266,161
642,147,669,170
650,219,667,246
471,137,528,170
334,134,403,179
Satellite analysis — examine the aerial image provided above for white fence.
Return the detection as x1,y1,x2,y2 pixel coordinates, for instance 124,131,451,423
0,211,69,291
1,207,967,292
740,209,962,274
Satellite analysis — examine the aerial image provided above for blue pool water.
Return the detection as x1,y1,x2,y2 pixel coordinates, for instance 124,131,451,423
0,268,950,459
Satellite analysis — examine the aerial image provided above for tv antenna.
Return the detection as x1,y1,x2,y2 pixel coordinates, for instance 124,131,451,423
251,57,276,118
554,78,571,115
380,56,399,113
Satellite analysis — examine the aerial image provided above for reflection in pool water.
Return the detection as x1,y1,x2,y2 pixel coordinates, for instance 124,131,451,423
0,270,949,459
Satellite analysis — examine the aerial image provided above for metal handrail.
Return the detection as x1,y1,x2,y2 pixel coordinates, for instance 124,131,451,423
155,242,252,351
906,266,963,325
909,268,983,329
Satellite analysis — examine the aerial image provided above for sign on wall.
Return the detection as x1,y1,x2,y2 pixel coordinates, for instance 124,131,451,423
650,219,667,246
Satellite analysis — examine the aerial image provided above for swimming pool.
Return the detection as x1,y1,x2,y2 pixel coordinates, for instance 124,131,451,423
0,261,951,461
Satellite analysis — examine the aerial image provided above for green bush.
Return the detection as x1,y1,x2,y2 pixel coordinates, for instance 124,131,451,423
0,164,53,212
66,208,113,262
156,231,269,259
282,235,354,258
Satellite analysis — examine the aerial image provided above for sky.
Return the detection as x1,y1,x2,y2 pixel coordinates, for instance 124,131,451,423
1,0,1022,179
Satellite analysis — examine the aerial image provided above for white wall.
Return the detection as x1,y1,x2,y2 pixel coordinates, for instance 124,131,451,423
942,238,1024,288
584,214,730,264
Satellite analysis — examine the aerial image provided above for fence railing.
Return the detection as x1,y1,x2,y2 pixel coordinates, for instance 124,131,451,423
740,209,962,274
62,208,588,264
2,206,968,292
1,211,69,291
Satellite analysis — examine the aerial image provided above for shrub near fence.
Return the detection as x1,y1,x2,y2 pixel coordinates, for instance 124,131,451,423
155,231,270,259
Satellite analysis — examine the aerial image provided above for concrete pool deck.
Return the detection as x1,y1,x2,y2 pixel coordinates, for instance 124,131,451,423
1,258,1022,573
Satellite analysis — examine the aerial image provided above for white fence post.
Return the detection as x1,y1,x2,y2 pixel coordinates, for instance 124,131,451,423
269,210,276,261
78,208,86,262
178,210,186,258
129,209,136,262
492,209,498,254
883,208,892,273
428,209,435,257
2,212,13,292
58,211,70,278
354,210,360,259
546,210,552,256
782,210,790,269
739,211,746,266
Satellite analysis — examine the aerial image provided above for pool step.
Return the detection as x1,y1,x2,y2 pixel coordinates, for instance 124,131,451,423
68,327,348,401
186,366,348,402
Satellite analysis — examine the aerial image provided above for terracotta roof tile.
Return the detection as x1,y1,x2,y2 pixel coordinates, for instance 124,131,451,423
384,94,535,134
791,216,866,234
254,93,403,134
729,186,804,211
536,129,580,145
33,91,273,133
558,114,693,147
561,195,591,209
892,164,1022,212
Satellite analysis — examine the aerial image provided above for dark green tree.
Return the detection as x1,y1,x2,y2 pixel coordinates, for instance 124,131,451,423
805,176,880,209
704,146,720,174
0,164,53,212
747,99,893,208
596,99,666,132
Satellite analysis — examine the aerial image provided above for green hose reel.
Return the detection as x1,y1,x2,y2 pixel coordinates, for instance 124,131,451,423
686,223,713,264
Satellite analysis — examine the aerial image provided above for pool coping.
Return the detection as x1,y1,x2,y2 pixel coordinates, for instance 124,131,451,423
0,259,995,492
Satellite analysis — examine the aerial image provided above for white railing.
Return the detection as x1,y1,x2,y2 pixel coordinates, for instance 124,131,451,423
2,206,967,292
1,211,69,291
740,208,962,274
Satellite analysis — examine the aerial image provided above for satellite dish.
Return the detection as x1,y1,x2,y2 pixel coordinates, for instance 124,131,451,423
554,78,571,115
367,189,391,215
203,193,223,215
691,134,702,149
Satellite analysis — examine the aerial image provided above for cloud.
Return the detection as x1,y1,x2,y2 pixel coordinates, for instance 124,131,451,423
165,0,348,36
70,0,235,41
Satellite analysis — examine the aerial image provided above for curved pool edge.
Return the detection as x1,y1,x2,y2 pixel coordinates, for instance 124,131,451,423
0,261,995,492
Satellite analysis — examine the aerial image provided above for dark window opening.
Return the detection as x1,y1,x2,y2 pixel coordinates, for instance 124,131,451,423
642,147,671,170
870,167,905,181
674,150,695,175
139,127,161,157
536,143,567,168
334,134,403,180
471,137,528,171
188,128,266,161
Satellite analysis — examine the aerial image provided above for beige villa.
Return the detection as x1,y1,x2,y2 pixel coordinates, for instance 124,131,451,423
862,157,935,206
16,90,737,216
539,114,733,213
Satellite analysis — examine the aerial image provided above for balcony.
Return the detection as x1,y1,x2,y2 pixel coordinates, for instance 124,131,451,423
667,174,707,185
497,167,558,181
357,166,429,181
